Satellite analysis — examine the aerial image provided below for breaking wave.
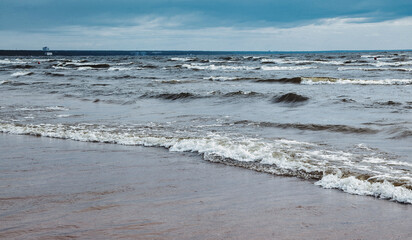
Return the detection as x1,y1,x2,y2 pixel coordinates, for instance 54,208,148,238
182,64,257,71
141,91,263,100
222,91,262,97
206,76,258,82
0,122,411,204
301,77,412,85
255,77,302,84
233,120,379,134
249,76,412,85
170,57,198,62
140,92,199,100
0,80,29,86
261,65,313,71
61,63,111,69
11,71,34,77
271,93,309,103
15,106,69,112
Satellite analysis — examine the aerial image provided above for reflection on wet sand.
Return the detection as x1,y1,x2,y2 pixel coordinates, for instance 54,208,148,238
1,134,412,239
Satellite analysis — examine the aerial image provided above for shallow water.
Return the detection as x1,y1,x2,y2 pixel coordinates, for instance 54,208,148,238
2,134,411,240
0,51,411,203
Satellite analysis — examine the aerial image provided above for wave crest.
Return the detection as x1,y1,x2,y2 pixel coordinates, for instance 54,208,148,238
271,93,309,103
0,122,411,204
141,92,198,100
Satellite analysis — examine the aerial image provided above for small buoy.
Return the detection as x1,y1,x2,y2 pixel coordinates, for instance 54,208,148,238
374,57,377,60
38,62,40,64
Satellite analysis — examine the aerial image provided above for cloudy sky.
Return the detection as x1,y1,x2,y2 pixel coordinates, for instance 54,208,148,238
1,0,411,51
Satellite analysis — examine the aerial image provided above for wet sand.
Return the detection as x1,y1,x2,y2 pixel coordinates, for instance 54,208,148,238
0,134,411,240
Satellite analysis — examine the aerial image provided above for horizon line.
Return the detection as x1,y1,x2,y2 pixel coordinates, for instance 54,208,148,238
1,49,412,52
1,49,411,57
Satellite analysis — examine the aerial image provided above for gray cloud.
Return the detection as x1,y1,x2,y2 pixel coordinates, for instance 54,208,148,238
0,0,411,50
1,0,412,30
1,16,411,51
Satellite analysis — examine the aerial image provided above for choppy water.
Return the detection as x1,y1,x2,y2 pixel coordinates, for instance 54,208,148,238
1,51,411,203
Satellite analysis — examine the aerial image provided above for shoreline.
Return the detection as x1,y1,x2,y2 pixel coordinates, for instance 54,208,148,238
1,133,411,239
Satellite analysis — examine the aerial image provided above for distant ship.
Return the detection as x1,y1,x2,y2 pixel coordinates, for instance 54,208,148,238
42,46,53,56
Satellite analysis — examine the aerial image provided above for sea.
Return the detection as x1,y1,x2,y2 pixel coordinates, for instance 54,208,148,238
1,51,411,204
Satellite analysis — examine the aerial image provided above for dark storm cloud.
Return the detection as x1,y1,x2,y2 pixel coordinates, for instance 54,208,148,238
1,0,411,31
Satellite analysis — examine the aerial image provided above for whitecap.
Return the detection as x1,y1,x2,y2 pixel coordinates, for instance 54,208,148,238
45,106,69,111
16,106,68,111
170,57,196,62
261,65,313,71
11,71,33,77
182,64,256,71
56,114,71,118
108,67,135,71
316,173,412,204
0,59,29,64
205,76,238,81
0,122,411,204
301,77,412,85
77,67,93,71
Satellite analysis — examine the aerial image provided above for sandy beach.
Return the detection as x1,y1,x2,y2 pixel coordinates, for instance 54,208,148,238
2,0,412,238
0,133,411,239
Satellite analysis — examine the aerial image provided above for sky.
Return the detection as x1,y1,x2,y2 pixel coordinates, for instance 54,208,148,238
1,0,411,51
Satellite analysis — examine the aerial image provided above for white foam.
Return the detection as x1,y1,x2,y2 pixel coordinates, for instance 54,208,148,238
45,106,69,111
108,67,136,71
261,59,344,65
115,62,134,66
52,66,71,70
261,65,313,71
56,114,71,118
316,173,412,204
205,76,238,81
0,59,12,64
11,71,33,77
361,55,386,59
209,60,235,63
16,106,68,111
356,143,374,151
0,59,29,64
0,123,328,174
170,57,196,62
154,79,194,84
260,58,297,64
68,61,101,66
372,61,404,67
363,157,385,164
1,122,411,204
338,66,412,72
301,78,412,85
182,64,256,71
77,67,93,71
319,60,345,65
387,160,412,168
338,67,366,71
243,56,262,60
261,58,280,63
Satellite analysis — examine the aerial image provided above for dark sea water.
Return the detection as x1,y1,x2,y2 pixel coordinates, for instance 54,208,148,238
1,51,411,203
